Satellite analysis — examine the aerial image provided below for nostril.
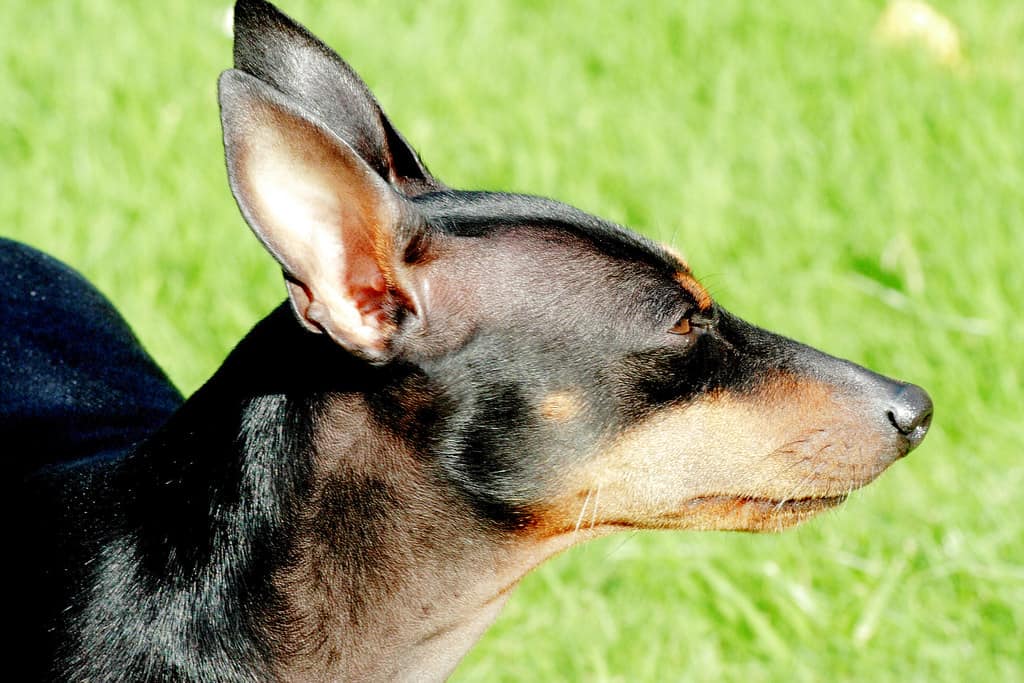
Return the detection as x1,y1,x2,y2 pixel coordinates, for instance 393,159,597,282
887,384,934,449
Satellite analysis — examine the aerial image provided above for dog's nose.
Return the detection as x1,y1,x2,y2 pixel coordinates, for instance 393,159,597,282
887,383,933,451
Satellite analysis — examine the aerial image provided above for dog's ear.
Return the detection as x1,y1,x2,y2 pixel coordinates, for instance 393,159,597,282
219,69,420,362
231,0,442,198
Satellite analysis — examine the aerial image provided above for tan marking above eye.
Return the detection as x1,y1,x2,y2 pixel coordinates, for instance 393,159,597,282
674,271,713,312
660,242,690,271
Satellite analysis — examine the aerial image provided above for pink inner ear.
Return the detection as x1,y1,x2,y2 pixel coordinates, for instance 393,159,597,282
222,70,412,358
354,273,388,315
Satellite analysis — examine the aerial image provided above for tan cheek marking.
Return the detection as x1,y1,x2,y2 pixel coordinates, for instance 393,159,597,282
675,271,713,312
534,375,893,535
539,390,585,423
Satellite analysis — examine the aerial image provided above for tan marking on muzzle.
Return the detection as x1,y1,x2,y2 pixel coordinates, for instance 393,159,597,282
533,373,899,537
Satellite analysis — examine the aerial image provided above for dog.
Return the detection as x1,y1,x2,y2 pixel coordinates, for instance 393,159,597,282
8,0,932,680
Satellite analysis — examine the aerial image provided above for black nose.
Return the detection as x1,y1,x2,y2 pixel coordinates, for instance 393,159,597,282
887,383,933,451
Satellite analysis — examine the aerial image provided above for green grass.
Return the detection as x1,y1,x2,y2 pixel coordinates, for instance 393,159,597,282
4,0,1022,680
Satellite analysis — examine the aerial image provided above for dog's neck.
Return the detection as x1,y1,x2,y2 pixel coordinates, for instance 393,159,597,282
274,412,570,680
266,395,530,682
121,305,572,681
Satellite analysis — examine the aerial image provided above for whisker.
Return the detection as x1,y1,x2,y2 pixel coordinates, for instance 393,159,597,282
573,488,593,536
774,457,832,512
604,530,639,559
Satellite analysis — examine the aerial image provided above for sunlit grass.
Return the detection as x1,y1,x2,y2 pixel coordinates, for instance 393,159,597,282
2,1,1021,680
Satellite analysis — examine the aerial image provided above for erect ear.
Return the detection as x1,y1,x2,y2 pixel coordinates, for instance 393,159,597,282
231,0,444,197
218,69,420,362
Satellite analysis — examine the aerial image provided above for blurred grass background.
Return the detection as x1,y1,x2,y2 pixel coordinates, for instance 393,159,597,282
3,0,1022,680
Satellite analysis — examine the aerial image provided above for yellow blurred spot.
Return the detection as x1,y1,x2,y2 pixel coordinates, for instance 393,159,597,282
221,5,234,38
874,0,963,67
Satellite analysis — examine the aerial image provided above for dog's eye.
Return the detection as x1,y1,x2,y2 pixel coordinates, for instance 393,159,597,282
669,316,692,335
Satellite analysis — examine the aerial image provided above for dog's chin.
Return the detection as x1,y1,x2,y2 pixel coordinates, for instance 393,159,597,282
657,494,850,532
530,493,850,540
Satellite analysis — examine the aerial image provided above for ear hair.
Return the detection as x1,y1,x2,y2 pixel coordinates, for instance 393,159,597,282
218,69,417,362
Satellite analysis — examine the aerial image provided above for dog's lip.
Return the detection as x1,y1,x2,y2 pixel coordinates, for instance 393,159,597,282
531,493,850,537
653,493,850,530
685,494,850,511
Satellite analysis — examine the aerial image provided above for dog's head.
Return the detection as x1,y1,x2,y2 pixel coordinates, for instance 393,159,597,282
218,0,931,538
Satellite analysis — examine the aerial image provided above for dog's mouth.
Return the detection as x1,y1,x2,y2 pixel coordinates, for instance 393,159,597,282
654,493,850,532
533,492,849,539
